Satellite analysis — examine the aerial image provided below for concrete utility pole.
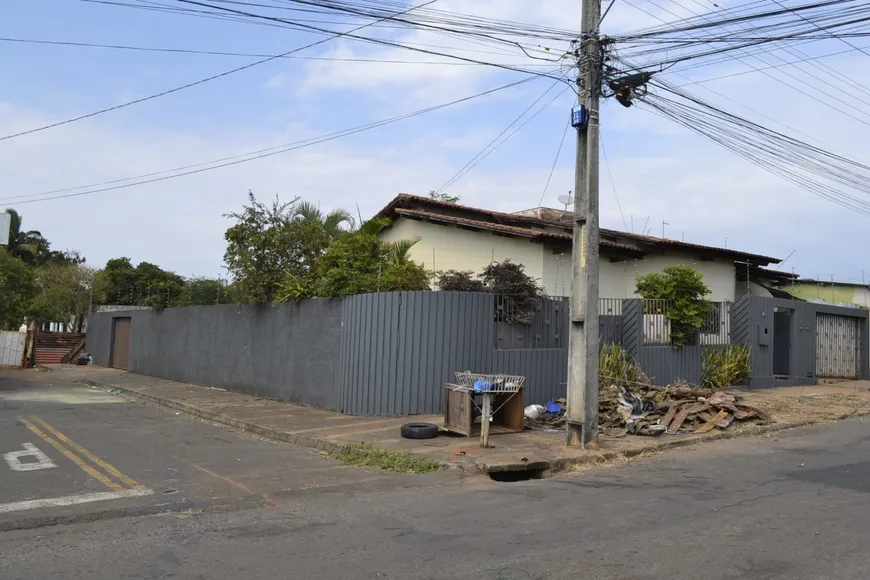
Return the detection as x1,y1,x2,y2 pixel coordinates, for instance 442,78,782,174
566,0,601,448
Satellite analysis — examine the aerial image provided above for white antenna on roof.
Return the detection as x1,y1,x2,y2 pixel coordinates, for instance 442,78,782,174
557,192,573,211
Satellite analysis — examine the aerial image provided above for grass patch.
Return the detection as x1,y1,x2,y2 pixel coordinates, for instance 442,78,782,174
330,443,442,474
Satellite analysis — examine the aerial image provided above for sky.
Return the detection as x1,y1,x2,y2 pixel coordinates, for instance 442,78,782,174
2,0,869,285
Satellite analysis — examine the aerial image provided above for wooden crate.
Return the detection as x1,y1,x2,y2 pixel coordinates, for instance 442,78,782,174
443,384,525,437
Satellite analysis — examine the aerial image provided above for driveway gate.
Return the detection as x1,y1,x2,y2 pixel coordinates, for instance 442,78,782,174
816,313,861,379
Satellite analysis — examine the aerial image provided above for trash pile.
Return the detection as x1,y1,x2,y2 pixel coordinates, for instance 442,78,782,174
600,383,768,436
524,399,566,430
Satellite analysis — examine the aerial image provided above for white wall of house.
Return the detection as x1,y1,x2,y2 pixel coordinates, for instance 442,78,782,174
383,219,739,301
544,250,738,302
736,281,774,298
381,218,547,289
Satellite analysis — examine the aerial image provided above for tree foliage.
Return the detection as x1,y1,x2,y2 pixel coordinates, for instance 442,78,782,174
435,270,486,292
435,261,542,323
29,263,95,331
309,224,429,298
0,248,37,329
428,190,460,204
635,264,713,347
224,192,336,304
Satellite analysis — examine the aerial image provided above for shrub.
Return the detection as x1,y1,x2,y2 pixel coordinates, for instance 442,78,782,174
599,343,641,389
635,265,714,347
435,270,486,292
701,344,751,389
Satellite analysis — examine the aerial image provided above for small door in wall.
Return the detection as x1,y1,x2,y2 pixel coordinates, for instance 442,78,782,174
110,317,132,370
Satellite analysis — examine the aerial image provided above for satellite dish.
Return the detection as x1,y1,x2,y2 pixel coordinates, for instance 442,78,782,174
557,194,573,207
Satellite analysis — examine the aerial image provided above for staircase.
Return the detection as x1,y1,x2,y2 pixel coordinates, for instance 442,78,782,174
33,332,86,365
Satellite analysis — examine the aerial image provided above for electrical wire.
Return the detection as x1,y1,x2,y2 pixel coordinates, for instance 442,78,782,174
600,133,628,231
0,0,439,142
0,74,548,206
537,122,570,207
0,36,557,67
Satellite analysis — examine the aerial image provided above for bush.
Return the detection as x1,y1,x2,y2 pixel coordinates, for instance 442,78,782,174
635,265,714,347
701,344,750,389
435,270,486,292
599,343,641,389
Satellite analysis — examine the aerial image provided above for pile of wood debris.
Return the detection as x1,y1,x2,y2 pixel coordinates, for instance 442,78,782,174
600,383,768,437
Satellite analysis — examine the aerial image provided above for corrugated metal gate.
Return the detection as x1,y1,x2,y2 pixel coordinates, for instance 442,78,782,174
816,313,861,379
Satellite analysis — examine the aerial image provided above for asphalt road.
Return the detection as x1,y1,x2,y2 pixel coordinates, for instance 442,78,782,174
2,369,870,579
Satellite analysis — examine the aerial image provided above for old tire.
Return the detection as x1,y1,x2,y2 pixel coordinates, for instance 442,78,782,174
400,423,439,440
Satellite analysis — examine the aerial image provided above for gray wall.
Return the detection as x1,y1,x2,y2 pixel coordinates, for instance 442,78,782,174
731,296,869,388
620,299,702,386
337,292,568,415
88,292,570,417
87,300,344,410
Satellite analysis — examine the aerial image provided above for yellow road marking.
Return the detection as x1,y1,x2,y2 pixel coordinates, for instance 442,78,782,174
18,418,123,492
191,463,276,506
30,416,141,489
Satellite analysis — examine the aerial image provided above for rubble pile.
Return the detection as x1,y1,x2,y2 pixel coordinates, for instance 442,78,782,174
599,383,768,437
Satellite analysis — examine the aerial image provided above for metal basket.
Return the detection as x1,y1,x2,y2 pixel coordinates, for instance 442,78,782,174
454,372,525,393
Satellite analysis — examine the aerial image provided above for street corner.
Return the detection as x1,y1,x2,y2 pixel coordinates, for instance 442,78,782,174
0,415,153,523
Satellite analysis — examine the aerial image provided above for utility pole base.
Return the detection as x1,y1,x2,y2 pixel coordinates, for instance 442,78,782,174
566,422,596,448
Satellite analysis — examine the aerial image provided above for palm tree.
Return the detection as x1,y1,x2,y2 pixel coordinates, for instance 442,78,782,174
292,201,355,240
385,237,421,266
4,209,47,263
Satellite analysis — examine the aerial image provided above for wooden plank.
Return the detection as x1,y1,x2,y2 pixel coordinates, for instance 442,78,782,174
695,409,729,434
667,406,691,435
717,413,735,428
658,405,678,429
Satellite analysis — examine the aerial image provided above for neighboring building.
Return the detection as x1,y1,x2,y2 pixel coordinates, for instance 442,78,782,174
776,279,870,309
377,194,782,301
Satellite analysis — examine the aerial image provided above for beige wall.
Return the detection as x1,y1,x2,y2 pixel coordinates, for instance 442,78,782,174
381,218,547,289
383,219,738,301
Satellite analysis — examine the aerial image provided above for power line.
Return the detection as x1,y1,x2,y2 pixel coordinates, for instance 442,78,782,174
600,134,628,231
0,74,547,205
437,79,561,193
0,0,439,142
0,36,556,66
537,122,570,206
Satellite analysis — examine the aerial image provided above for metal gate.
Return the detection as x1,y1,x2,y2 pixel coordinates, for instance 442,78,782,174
816,313,860,379
110,318,131,370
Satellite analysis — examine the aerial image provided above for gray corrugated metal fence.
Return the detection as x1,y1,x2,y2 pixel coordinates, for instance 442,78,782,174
337,292,567,415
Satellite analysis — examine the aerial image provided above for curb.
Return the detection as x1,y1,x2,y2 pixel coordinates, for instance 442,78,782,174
482,409,870,475
77,377,870,477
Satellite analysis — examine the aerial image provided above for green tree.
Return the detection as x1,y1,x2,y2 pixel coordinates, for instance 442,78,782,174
177,277,232,306
481,260,542,324
224,192,336,303
435,270,486,292
28,263,95,331
4,209,48,264
0,248,37,329
428,191,460,204
292,200,355,240
635,264,713,347
310,223,429,298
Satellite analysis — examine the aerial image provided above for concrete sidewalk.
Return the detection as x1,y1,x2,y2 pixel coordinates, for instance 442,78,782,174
38,365,870,475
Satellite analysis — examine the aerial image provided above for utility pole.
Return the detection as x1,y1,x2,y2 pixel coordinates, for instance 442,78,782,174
566,0,602,448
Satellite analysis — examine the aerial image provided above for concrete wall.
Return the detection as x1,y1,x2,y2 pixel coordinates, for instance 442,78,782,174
87,300,344,410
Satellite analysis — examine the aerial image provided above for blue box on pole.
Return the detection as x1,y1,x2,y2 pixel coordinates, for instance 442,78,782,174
571,105,588,129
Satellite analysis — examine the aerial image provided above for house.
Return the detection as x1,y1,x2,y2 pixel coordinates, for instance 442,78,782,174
775,278,870,308
377,194,782,301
